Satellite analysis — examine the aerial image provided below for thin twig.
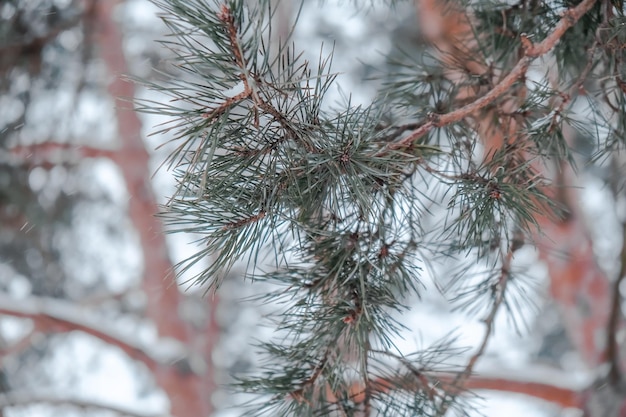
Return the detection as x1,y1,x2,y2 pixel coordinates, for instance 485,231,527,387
214,4,315,152
221,210,266,231
202,90,251,120
217,5,250,90
362,340,372,417
462,251,512,378
205,5,254,120
288,347,330,406
437,248,513,416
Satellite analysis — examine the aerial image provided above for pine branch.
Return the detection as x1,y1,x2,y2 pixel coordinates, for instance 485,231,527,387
145,0,624,415
458,249,512,378
389,0,599,150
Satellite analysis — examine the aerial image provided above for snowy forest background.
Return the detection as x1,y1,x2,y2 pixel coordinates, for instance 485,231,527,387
0,0,619,416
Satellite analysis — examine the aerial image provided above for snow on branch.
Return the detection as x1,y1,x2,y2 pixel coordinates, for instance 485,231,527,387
0,293,188,371
0,391,174,417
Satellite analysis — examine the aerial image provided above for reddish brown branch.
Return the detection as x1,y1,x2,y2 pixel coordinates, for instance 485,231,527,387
392,0,598,150
7,143,119,166
217,5,248,87
390,57,530,149
200,292,221,414
214,4,314,151
463,375,582,408
0,293,161,372
203,90,251,120
199,5,257,125
349,370,584,410
607,216,626,384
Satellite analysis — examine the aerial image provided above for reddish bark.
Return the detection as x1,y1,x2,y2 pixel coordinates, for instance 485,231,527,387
536,214,612,367
346,371,583,410
9,143,118,166
201,296,220,412
0,294,162,373
464,376,582,408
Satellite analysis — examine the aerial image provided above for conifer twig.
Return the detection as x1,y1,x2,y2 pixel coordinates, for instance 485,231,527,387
222,210,266,231
211,4,314,151
288,348,330,407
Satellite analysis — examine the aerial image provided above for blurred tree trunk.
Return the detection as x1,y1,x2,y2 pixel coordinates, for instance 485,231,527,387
94,1,211,416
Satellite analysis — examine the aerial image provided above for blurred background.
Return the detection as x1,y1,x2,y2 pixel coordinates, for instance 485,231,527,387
0,0,593,416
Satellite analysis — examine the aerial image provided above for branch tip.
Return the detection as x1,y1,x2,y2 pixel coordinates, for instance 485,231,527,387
217,4,231,23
